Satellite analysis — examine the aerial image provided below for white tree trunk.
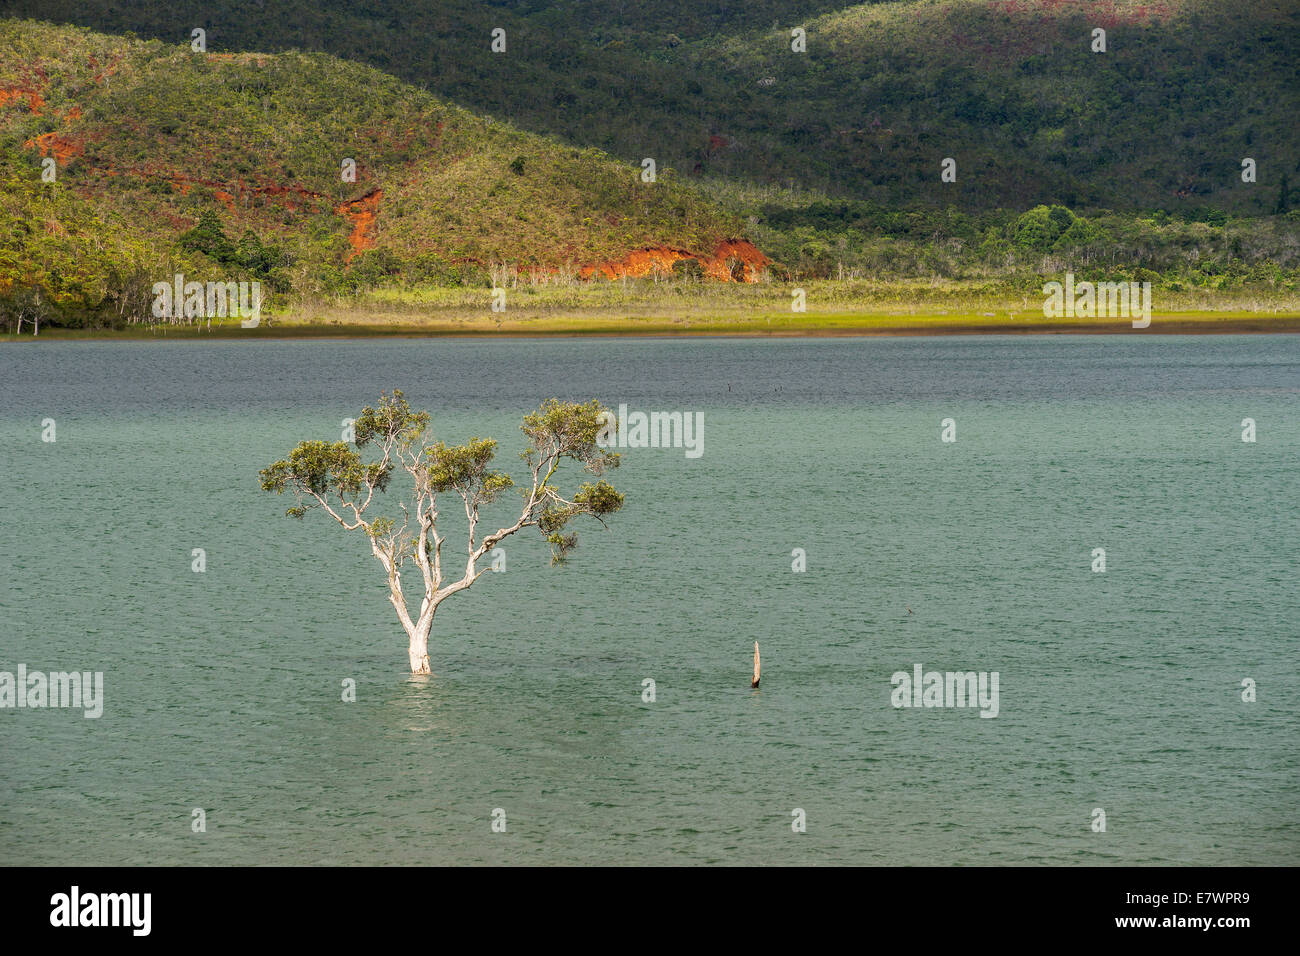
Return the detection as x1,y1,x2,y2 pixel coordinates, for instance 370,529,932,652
407,633,431,674
405,609,434,674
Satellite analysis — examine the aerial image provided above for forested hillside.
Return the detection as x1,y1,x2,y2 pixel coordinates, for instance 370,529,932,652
1,2,1298,330
10,0,1298,211
0,20,750,327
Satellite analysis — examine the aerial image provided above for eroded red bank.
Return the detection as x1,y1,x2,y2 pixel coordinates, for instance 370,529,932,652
335,189,383,259
578,239,769,282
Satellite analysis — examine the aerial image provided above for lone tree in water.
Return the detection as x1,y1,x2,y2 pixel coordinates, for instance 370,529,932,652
259,391,623,673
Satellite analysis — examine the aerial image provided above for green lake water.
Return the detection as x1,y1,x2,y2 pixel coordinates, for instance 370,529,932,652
1,335,1296,864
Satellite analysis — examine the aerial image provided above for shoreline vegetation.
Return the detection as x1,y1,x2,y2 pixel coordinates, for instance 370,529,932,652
4,281,1297,339
6,313,1297,340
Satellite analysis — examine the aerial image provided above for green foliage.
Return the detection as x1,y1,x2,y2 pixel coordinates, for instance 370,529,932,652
426,438,514,502
258,439,391,518
574,479,624,516
539,477,624,563
179,210,291,287
519,398,623,561
178,210,235,262
354,389,430,450
733,186,1300,288
1012,205,1076,251
672,257,704,281
259,392,625,571
521,398,621,474
326,248,402,294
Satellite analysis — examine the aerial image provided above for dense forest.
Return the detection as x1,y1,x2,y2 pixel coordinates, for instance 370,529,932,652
10,0,1297,210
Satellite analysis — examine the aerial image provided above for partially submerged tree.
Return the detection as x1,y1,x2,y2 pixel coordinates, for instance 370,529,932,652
259,391,623,673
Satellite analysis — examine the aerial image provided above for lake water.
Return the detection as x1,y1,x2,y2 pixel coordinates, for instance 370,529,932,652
1,334,1297,865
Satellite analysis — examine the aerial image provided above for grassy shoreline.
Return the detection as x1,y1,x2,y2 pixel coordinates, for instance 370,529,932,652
7,279,1298,340
6,309,1299,340
10,273,1300,340
5,274,1294,338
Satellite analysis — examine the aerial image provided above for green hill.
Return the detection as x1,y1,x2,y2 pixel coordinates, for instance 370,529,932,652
0,19,751,326
11,0,1298,212
699,0,1300,212
3,5,1298,330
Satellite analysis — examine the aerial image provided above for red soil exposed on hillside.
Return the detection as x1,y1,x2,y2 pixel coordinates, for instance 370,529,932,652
3,52,386,266
160,174,326,207
24,130,84,163
579,239,768,282
335,189,383,259
87,53,122,84
7,67,83,160
0,87,44,113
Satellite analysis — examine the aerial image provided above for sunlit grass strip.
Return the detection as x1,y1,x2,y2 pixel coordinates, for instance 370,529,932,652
12,308,1298,339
